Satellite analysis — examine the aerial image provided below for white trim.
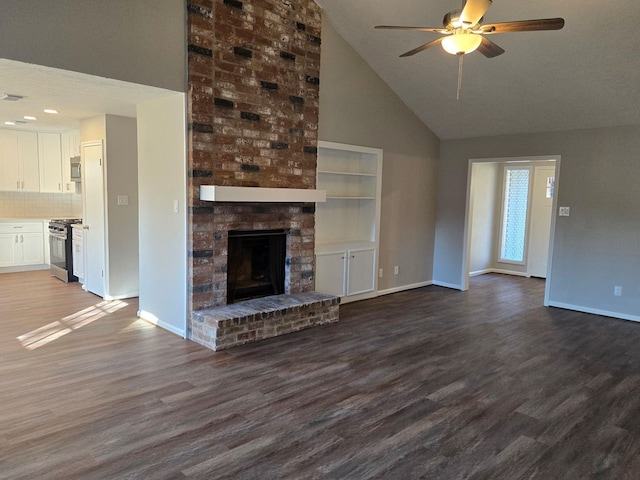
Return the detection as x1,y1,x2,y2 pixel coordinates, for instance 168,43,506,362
378,281,432,296
318,140,382,156
469,268,493,277
432,280,464,290
104,291,139,301
548,302,640,323
490,268,528,277
138,309,186,338
200,185,326,203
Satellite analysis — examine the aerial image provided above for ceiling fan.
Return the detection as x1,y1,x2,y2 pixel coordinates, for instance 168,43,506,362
375,0,564,58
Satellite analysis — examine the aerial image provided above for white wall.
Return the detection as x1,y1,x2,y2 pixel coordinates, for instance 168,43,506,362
80,115,139,299
137,94,187,337
436,126,640,321
468,162,498,275
0,0,186,92
104,115,139,298
318,18,439,292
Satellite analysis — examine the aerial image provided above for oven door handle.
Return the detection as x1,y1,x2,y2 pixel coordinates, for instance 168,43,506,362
49,232,67,239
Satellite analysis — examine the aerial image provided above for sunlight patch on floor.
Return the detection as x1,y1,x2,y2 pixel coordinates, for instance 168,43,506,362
17,300,129,350
119,318,157,333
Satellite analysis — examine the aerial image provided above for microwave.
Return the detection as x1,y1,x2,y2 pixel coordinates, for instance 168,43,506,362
70,156,81,180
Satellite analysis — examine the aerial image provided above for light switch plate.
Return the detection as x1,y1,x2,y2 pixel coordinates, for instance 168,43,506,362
559,206,570,216
117,195,129,206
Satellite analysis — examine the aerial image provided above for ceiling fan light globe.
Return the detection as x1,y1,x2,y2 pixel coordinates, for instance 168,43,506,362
441,33,482,55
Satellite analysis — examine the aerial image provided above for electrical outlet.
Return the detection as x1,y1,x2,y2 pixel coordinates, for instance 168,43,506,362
614,286,622,297
378,268,383,278
394,266,399,275
117,195,128,206
173,200,179,213
559,206,570,216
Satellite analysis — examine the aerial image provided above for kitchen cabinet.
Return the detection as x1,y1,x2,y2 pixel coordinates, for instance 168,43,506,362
72,224,84,282
315,141,382,303
0,222,45,268
316,247,377,298
61,130,80,192
0,131,39,192
38,133,63,193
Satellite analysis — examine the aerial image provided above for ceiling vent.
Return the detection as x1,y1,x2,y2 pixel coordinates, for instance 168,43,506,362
0,93,25,101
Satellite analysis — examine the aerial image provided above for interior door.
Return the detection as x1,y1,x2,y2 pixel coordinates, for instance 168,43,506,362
83,142,106,297
528,166,555,278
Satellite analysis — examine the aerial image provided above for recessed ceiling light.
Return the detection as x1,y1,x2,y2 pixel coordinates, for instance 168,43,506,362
24,115,37,121
44,109,58,114
4,121,16,126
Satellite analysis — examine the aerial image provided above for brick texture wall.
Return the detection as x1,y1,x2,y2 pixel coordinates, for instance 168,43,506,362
186,0,322,318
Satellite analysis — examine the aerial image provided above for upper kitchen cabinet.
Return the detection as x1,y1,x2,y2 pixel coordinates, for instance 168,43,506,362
0,130,39,192
38,133,63,193
61,130,80,192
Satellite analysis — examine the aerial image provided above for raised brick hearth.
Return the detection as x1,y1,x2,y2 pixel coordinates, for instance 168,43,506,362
186,0,336,349
192,292,339,350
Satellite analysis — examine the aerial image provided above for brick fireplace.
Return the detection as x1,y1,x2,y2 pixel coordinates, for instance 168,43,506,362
186,0,338,350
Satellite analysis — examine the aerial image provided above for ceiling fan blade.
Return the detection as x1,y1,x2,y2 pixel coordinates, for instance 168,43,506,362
399,37,444,57
460,0,492,27
479,18,565,34
375,25,448,34
477,36,505,58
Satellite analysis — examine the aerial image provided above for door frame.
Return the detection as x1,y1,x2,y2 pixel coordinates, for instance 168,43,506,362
462,155,561,306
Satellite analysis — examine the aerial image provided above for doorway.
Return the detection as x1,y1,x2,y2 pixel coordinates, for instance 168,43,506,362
463,156,560,303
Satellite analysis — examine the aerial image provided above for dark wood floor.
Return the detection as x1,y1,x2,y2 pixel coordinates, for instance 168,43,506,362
2,272,640,479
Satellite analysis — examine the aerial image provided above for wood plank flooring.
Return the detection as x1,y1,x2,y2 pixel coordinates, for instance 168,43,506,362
2,271,640,479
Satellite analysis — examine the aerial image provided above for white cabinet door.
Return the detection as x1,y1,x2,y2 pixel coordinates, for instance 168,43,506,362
0,234,18,267
20,232,45,265
38,133,63,193
315,251,347,297
18,132,40,192
346,248,376,296
0,132,20,191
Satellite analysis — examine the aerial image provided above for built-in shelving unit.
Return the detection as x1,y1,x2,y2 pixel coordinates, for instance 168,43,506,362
315,141,383,303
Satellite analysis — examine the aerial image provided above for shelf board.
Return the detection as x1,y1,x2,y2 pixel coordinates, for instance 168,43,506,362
317,170,377,177
325,195,376,200
200,185,326,203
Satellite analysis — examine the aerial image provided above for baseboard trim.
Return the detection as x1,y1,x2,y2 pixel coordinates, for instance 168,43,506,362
490,269,529,277
378,281,432,296
138,309,186,338
469,269,493,277
432,280,463,290
104,292,139,301
548,301,640,323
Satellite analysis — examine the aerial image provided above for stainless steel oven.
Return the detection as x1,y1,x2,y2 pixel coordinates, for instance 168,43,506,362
49,219,82,282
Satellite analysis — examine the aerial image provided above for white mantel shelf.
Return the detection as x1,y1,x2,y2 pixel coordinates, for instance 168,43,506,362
200,185,326,203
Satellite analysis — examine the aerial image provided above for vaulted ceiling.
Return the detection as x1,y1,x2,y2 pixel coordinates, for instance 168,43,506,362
316,0,640,140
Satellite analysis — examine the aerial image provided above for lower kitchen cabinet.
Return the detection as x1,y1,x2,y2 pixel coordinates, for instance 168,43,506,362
72,224,84,282
0,222,45,268
315,247,376,302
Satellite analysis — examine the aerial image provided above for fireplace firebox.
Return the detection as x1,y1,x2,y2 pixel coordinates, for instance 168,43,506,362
227,229,287,304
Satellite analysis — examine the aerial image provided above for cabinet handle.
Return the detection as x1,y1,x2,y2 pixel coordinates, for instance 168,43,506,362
15,235,18,243
20,235,24,243
16,180,20,189
22,181,24,189
58,183,61,190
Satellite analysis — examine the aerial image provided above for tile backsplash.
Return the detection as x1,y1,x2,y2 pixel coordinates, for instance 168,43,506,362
0,192,83,219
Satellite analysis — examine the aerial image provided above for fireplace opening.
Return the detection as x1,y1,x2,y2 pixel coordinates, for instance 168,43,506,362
227,229,287,304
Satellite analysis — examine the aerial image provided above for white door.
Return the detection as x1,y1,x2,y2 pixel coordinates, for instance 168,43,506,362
0,132,20,191
528,166,555,278
346,248,376,296
315,251,346,297
38,133,63,193
83,143,106,297
0,234,18,266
